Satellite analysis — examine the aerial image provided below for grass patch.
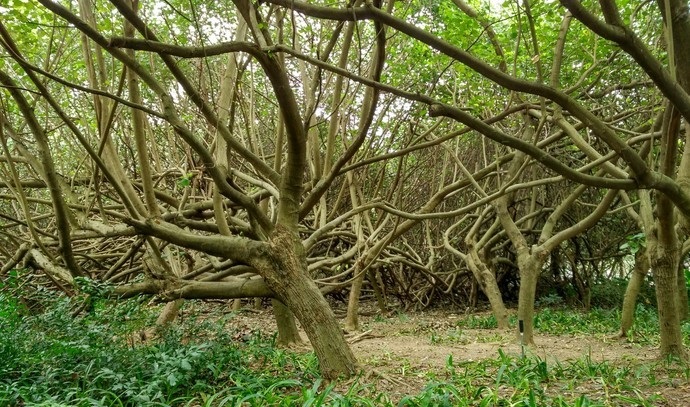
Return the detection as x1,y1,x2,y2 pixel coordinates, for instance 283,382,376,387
454,305,690,346
405,350,667,407
455,314,499,329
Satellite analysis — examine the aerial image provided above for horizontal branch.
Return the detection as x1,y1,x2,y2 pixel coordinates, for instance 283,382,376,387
109,37,261,58
125,218,265,263
113,277,274,299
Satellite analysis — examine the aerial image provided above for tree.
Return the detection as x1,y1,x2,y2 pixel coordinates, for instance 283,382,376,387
259,0,689,356
3,0,689,380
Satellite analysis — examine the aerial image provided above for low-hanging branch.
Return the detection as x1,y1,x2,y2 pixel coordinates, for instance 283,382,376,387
113,277,274,300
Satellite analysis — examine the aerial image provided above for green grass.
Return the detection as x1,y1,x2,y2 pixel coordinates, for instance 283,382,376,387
400,350,666,407
0,290,316,406
454,304,690,346
0,283,687,406
534,305,690,346
455,313,499,329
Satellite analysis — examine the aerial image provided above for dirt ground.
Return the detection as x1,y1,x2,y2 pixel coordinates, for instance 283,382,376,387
198,303,690,406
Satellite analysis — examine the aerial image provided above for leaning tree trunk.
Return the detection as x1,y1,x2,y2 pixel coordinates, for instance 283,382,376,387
272,299,303,345
255,225,357,379
467,249,509,329
345,268,366,332
620,248,650,337
156,299,184,329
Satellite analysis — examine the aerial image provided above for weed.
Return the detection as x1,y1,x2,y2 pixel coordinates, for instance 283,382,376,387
455,314,498,329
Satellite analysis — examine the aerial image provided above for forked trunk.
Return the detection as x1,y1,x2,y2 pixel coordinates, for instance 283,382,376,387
620,249,649,337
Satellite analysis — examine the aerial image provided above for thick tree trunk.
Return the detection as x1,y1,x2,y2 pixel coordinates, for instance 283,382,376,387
620,249,649,337
256,226,357,379
650,244,686,359
272,270,357,378
677,263,688,321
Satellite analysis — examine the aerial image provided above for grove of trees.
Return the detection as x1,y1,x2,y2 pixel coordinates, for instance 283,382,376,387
1,0,689,379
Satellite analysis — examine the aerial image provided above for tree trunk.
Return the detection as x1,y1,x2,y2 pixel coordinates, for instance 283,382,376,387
620,249,649,337
368,269,388,313
155,299,184,329
272,299,303,345
271,270,357,379
255,226,357,379
345,268,365,332
650,244,686,359
469,278,478,308
468,250,509,329
677,263,688,321
517,261,539,345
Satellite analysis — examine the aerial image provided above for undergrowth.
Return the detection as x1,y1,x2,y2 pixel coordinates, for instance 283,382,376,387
0,282,687,406
455,304,690,346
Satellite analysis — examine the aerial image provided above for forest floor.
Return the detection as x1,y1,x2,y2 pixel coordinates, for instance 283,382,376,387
209,302,690,406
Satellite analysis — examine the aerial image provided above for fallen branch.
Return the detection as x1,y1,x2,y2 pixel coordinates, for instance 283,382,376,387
347,329,382,344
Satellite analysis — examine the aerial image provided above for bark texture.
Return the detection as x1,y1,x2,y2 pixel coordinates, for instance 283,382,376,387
254,226,357,379
272,299,303,345
650,240,686,358
467,249,509,329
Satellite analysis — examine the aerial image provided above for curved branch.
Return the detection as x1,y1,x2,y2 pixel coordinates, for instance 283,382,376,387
260,0,672,197
429,103,635,189
38,0,273,235
561,0,690,123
